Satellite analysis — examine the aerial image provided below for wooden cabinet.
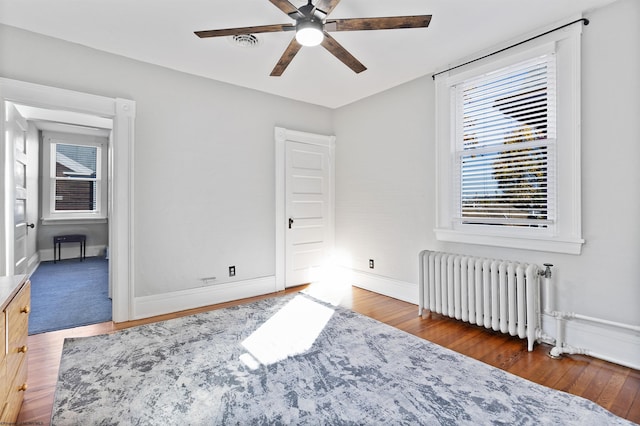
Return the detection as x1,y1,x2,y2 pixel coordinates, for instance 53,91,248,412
0,312,6,416
0,276,30,423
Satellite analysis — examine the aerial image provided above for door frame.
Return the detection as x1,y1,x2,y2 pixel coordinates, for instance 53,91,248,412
0,78,136,322
274,126,335,291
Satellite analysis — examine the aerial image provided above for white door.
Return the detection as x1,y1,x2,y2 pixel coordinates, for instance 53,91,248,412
5,102,30,275
275,127,335,290
286,141,330,286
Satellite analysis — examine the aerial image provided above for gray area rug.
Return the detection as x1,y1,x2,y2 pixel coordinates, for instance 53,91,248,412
52,292,635,425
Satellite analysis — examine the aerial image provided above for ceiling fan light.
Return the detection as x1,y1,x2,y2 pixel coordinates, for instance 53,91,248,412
296,20,324,47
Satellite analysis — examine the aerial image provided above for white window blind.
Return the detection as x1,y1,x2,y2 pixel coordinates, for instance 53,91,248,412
454,54,556,227
53,143,100,212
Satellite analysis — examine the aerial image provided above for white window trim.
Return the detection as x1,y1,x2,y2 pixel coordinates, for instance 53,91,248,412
434,23,584,254
41,131,109,224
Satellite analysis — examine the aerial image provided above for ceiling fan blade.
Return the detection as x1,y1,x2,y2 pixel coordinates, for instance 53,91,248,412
271,38,303,76
326,15,432,32
268,0,302,17
321,32,366,74
195,24,294,38
314,0,341,16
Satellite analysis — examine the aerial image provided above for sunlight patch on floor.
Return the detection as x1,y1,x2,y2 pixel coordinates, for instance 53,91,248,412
240,295,334,369
303,251,354,307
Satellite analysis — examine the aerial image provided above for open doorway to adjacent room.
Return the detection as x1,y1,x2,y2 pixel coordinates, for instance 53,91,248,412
4,101,113,334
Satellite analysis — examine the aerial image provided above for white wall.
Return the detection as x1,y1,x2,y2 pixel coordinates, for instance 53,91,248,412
0,23,333,300
37,223,107,261
334,0,640,367
333,76,434,300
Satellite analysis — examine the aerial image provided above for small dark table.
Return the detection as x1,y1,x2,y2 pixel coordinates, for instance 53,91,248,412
53,234,86,263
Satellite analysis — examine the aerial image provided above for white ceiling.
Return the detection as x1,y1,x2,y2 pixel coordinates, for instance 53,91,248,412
0,0,617,109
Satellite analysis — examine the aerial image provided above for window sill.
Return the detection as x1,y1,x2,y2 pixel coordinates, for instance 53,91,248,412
434,228,584,255
41,217,108,226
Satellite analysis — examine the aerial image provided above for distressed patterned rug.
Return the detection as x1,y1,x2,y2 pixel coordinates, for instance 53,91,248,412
52,292,634,425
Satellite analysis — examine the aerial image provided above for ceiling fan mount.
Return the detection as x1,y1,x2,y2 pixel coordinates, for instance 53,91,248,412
195,0,431,76
294,0,327,20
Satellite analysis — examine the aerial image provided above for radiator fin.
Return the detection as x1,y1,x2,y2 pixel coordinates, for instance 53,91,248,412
419,251,540,351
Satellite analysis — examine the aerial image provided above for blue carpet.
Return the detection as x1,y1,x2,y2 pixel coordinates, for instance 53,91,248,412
28,257,111,335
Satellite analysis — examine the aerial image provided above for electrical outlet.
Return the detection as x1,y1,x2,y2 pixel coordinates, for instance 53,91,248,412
369,259,374,269
229,266,236,277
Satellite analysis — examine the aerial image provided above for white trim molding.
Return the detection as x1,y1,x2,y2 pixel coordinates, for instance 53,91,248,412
41,131,109,222
39,245,107,262
134,276,277,320
541,313,640,371
351,270,417,305
434,228,584,255
111,97,136,322
26,252,40,276
0,78,135,322
274,126,336,291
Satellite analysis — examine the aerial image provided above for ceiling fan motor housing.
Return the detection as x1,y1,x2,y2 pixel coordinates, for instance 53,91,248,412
295,19,324,46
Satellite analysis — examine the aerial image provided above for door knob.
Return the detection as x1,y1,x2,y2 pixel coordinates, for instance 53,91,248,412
288,218,294,229
27,223,35,229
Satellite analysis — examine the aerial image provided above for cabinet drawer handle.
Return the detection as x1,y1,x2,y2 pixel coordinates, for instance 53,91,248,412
21,305,30,314
18,345,28,353
18,383,28,392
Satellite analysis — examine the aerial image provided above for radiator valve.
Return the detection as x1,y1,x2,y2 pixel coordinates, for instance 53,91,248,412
540,263,553,279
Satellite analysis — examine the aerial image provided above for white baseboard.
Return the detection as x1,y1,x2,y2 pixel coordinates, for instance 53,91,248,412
541,313,640,370
133,276,278,320
26,252,40,276
39,244,107,262
351,270,417,304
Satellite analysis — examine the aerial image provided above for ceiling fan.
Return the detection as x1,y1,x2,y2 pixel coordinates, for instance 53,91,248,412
195,0,432,76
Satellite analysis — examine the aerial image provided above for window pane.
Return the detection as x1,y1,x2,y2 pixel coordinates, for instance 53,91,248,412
460,146,549,227
54,143,99,212
55,180,97,211
457,54,555,227
56,144,97,178
461,57,555,151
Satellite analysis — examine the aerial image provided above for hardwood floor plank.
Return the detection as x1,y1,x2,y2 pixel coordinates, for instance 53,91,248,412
598,370,632,412
554,359,592,394
626,374,640,423
483,338,528,371
611,374,640,420
581,362,615,403
17,286,640,425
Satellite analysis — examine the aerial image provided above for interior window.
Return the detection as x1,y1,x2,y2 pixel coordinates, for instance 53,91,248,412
41,131,108,223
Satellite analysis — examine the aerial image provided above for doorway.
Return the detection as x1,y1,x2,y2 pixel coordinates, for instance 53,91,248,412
0,77,135,323
7,102,113,333
274,127,335,290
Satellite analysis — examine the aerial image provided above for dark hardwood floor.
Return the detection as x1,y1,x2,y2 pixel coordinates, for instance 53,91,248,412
18,285,640,425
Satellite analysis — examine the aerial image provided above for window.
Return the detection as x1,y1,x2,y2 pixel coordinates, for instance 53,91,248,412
42,131,108,223
457,55,555,228
434,25,584,254
54,143,99,211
